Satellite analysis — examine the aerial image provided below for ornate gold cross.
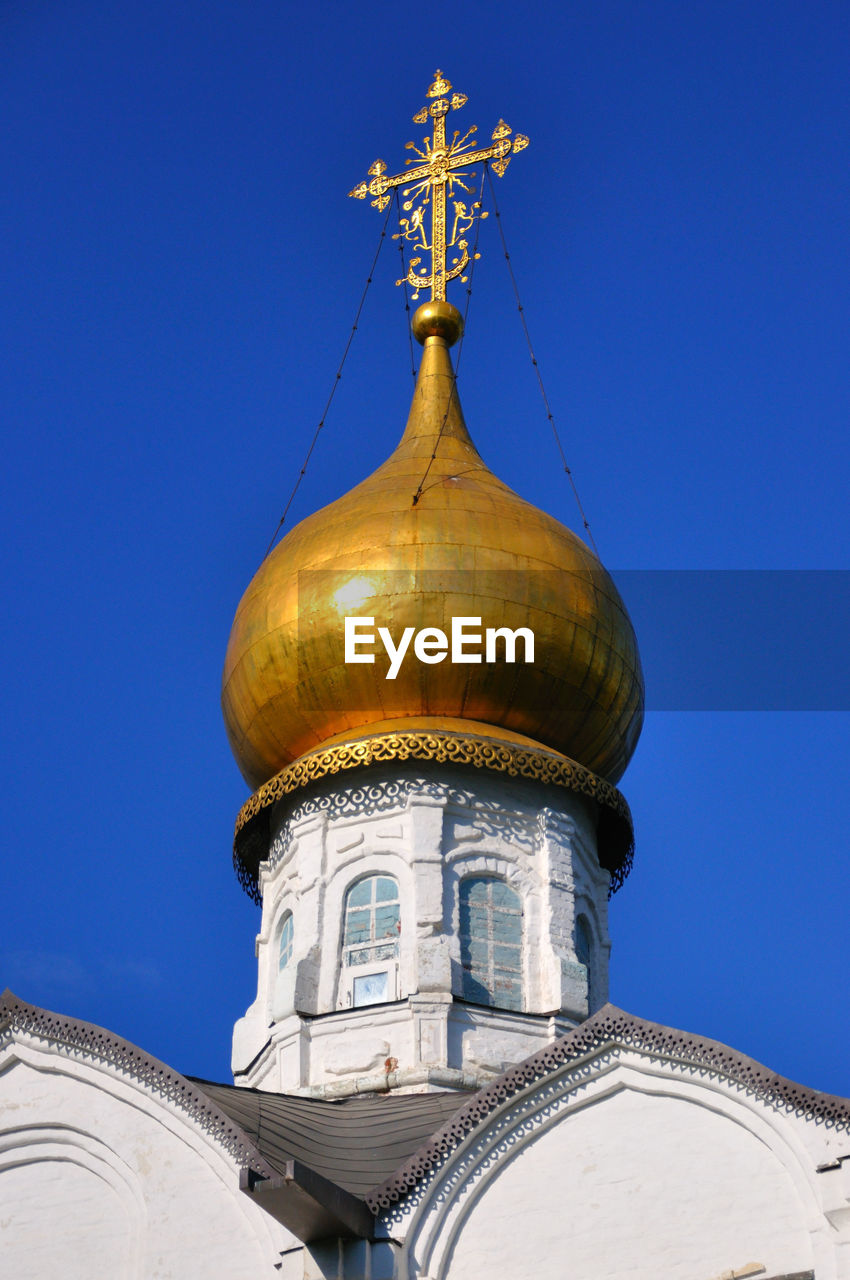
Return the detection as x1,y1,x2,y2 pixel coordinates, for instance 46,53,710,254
349,71,529,302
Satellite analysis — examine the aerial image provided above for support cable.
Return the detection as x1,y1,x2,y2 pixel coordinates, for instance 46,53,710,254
485,166,599,557
262,203,393,558
411,166,487,506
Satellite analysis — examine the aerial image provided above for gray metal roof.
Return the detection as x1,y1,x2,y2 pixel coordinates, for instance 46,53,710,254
189,1079,468,1197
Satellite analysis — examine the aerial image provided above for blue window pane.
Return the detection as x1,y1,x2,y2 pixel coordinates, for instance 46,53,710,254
575,915,594,1007
458,876,523,1011
343,875,400,964
466,937,488,965
278,914,293,970
490,879,518,909
461,971,492,1005
375,876,398,903
374,904,400,938
464,877,490,906
347,879,373,908
494,977,522,1009
494,943,521,970
459,905,487,933
345,909,372,945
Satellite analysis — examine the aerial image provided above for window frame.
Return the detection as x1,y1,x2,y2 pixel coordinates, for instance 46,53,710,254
277,910,294,972
458,874,523,1011
339,874,401,1009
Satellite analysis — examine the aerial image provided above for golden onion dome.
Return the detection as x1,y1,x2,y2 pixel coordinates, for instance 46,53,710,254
223,301,643,791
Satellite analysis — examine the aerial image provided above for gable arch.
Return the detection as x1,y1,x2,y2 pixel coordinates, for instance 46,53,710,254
443,848,533,889
399,1052,830,1280
443,852,535,925
0,1123,147,1279
573,889,602,938
0,1025,291,1272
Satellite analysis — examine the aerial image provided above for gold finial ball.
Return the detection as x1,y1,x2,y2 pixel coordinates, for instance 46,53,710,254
412,300,463,347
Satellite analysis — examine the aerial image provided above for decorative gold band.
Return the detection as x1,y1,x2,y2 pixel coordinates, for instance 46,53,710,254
232,729,634,903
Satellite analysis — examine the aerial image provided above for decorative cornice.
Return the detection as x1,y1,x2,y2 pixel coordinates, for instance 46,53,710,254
233,730,634,903
0,990,274,1178
268,774,559,872
366,1002,850,1213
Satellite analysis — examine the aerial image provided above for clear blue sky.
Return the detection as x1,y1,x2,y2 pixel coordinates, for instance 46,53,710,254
2,0,849,1093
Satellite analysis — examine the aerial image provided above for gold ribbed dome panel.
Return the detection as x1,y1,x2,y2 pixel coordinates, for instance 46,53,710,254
223,320,643,789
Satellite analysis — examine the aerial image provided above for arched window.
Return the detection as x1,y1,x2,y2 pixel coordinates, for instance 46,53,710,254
342,875,400,1008
575,914,593,1009
459,876,522,1010
270,910,296,1020
278,912,294,971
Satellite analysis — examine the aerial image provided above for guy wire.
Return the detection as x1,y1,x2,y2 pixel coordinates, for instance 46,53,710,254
262,202,393,559
485,166,599,557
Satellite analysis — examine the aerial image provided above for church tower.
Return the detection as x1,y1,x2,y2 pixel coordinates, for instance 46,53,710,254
222,73,644,1097
7,66,844,1279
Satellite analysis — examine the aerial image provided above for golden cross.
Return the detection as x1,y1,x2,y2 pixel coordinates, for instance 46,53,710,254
349,71,529,301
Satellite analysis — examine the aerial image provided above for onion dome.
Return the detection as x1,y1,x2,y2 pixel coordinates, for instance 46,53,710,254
222,301,644,793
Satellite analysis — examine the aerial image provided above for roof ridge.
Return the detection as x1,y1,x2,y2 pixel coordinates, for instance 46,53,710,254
366,1003,850,1212
0,989,275,1178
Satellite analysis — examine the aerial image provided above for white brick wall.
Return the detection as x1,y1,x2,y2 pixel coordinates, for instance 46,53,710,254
392,1048,850,1280
232,765,610,1094
0,1037,291,1279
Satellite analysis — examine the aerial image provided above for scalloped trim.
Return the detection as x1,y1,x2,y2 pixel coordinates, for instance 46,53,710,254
365,1002,850,1213
232,730,634,903
0,990,274,1177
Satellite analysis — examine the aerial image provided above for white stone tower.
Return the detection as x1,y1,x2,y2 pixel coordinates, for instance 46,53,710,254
223,72,643,1099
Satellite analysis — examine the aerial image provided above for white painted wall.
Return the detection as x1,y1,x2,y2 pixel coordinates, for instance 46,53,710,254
441,1090,815,1279
0,1038,292,1280
394,1049,850,1280
232,764,611,1095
